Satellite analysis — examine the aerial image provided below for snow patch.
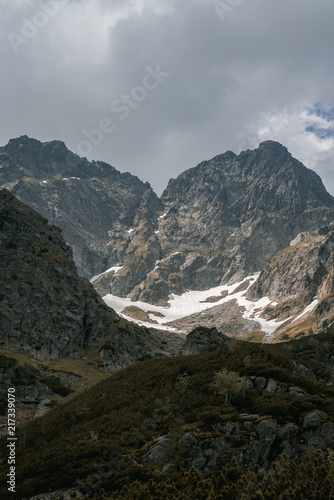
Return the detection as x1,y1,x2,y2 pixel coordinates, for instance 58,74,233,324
147,260,161,277
104,275,253,325
118,313,178,332
158,213,167,219
236,295,289,334
90,266,123,283
293,299,319,323
127,228,134,234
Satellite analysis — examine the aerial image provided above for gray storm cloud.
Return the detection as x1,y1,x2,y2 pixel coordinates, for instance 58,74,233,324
0,0,334,194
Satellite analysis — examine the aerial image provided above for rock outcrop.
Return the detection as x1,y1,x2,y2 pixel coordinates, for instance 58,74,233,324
246,223,334,340
183,326,229,354
140,412,334,471
0,353,75,430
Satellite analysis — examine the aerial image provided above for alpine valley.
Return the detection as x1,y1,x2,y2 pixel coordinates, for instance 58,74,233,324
2,136,334,499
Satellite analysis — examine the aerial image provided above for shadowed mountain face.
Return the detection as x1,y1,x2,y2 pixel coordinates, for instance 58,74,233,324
1,136,334,311
0,188,116,358
0,189,183,368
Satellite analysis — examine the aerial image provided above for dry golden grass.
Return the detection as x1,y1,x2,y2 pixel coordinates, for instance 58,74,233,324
272,317,316,343
244,330,266,343
0,348,108,403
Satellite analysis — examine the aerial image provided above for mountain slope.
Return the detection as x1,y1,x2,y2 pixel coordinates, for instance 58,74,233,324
3,137,334,307
2,137,334,342
246,222,334,341
0,189,184,370
2,334,334,498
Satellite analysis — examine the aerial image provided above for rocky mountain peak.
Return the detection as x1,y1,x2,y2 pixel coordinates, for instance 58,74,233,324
0,136,160,277
257,139,289,152
98,142,334,308
3,134,42,154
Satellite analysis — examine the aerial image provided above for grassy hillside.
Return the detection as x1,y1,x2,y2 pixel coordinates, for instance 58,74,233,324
1,335,334,498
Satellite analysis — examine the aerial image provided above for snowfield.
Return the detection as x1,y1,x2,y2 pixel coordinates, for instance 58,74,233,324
102,273,293,335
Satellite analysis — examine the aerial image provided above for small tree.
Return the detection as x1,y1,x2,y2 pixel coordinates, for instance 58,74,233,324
243,355,251,376
212,368,248,404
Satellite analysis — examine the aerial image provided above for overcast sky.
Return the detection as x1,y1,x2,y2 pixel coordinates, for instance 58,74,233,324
1,0,334,195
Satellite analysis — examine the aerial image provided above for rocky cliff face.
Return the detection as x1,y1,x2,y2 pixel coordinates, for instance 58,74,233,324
0,136,162,278
141,410,334,472
0,189,183,369
246,223,334,341
106,140,334,304
0,188,113,358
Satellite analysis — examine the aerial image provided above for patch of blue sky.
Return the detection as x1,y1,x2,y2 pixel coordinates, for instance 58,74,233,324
306,125,334,139
308,103,334,122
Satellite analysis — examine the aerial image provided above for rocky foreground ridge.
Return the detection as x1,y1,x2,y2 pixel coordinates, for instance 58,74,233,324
0,189,183,368
3,335,334,499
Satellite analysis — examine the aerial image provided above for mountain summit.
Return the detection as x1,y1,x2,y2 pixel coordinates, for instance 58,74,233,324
162,140,334,217
106,140,334,305
0,135,161,278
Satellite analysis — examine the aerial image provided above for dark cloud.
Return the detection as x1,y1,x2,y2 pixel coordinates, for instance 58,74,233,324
1,0,334,194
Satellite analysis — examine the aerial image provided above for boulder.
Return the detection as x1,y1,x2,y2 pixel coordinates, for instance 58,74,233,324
303,410,324,429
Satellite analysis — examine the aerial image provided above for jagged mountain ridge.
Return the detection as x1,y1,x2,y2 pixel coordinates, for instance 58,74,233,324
2,136,334,341
105,140,334,305
0,135,162,278
163,141,333,215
